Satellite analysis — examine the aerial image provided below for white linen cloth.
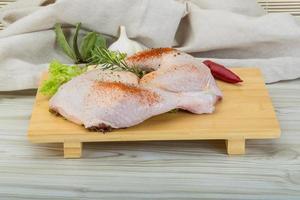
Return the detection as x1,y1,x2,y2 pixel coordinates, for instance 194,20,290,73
0,0,300,91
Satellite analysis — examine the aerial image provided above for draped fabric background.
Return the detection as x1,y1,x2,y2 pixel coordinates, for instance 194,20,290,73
0,0,300,91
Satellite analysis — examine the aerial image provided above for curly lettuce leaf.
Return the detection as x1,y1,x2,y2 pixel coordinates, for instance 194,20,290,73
40,60,86,97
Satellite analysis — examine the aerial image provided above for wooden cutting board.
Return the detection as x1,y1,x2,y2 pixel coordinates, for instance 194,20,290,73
28,68,281,158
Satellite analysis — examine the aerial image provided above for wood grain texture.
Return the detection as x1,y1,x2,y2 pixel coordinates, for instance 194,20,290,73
0,78,300,199
226,139,245,155
27,68,280,158
0,0,16,30
63,142,82,158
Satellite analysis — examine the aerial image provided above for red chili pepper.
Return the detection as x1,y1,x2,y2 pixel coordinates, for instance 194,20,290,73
203,60,243,84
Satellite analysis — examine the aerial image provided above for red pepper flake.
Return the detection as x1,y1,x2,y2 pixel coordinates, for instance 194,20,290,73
92,82,160,105
127,48,175,62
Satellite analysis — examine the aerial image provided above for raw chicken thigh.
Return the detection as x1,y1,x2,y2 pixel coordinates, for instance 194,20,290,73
49,48,222,131
137,48,222,97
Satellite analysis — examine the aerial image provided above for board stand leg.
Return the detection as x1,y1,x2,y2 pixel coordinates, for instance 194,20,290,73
226,139,245,155
64,142,82,158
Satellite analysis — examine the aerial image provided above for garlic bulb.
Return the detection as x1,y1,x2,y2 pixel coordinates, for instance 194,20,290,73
108,26,147,56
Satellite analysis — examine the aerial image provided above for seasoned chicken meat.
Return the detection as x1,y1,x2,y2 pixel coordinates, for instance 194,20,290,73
49,48,222,131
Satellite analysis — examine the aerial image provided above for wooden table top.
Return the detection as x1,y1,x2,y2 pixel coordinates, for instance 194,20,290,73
0,78,300,199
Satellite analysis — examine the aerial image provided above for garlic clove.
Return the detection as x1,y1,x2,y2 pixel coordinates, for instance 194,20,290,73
108,26,147,56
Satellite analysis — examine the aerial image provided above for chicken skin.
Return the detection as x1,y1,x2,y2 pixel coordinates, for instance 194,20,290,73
49,48,222,131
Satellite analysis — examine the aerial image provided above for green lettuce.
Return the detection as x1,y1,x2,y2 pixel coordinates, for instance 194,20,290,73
40,60,86,97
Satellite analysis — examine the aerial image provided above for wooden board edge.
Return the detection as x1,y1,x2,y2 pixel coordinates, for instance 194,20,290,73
28,130,281,144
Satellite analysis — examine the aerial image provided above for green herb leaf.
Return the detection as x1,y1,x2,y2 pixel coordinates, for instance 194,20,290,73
54,23,77,61
94,34,107,49
40,60,86,97
73,22,83,63
80,32,97,60
54,22,108,64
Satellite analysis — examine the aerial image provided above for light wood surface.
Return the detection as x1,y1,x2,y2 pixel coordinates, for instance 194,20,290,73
0,78,300,199
27,68,280,158
226,139,246,155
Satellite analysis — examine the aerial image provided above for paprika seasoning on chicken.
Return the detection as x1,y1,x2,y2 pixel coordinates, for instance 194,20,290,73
203,60,243,84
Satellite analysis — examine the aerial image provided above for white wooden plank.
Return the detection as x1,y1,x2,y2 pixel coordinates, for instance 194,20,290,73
0,0,15,29
0,79,300,199
257,0,300,18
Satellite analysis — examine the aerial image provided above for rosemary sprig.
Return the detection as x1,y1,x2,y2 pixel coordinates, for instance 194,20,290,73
90,47,146,78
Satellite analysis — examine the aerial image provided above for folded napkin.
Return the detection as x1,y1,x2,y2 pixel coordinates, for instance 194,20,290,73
0,0,300,91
